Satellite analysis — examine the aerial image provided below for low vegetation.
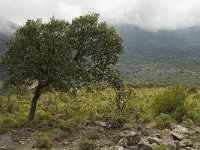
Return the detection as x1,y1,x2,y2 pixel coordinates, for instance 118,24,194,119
0,85,200,134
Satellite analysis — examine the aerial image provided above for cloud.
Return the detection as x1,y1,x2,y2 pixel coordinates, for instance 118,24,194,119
1,0,200,30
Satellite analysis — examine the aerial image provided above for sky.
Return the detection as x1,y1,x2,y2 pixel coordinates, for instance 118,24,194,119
1,0,200,31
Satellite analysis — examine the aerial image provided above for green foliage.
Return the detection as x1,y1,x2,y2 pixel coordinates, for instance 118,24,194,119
181,118,194,127
3,13,123,90
78,140,96,150
155,113,173,129
153,144,168,150
152,84,187,121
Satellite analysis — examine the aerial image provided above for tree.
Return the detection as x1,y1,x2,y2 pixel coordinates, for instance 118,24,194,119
2,13,124,121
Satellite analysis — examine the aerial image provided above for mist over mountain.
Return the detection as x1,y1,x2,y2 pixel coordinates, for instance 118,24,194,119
1,22,200,85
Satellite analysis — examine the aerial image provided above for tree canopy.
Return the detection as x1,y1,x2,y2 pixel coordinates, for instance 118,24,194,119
2,13,124,120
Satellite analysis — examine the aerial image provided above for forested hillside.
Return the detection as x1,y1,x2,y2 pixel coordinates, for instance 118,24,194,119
115,24,200,86
1,23,200,86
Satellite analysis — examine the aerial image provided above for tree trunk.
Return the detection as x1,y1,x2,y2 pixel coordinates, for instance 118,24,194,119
28,85,41,121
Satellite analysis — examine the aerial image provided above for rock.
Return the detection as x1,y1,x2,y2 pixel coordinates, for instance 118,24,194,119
25,128,34,132
135,141,153,150
109,146,124,150
118,138,128,147
171,131,185,141
125,131,140,146
0,147,7,150
173,125,189,134
194,127,200,133
95,121,111,128
171,125,189,141
179,139,193,148
141,128,150,136
153,133,161,139
147,137,162,145
162,138,176,150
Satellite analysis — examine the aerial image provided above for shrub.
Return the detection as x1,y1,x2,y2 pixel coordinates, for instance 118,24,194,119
87,131,100,140
181,118,194,127
33,133,53,149
155,113,173,129
152,84,187,121
153,144,168,150
78,140,96,150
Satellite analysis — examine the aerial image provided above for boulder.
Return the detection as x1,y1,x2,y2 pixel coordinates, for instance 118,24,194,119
162,138,176,150
147,137,162,145
109,146,124,150
179,139,193,148
135,141,153,150
171,125,189,141
125,131,140,146
171,131,185,141
118,138,128,147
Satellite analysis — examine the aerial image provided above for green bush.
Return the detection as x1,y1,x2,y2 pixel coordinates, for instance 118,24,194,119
153,144,168,150
181,118,194,127
152,84,187,121
155,113,173,129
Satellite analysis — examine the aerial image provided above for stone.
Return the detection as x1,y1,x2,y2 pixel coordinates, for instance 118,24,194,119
95,121,111,128
125,131,140,146
171,125,189,140
118,138,128,147
135,141,153,150
171,131,185,141
173,125,189,134
179,139,193,148
153,133,161,139
162,138,176,150
147,137,162,145
109,146,124,150
141,128,150,136
0,147,7,150
25,128,34,132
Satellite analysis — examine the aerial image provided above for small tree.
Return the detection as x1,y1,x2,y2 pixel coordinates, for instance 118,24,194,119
2,13,124,121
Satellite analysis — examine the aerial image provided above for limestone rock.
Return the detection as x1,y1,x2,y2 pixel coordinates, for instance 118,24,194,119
118,138,128,147
147,137,162,145
135,141,153,150
179,139,193,148
125,131,140,146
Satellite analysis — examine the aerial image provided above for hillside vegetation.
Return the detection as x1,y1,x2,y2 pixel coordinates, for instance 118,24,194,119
2,24,200,86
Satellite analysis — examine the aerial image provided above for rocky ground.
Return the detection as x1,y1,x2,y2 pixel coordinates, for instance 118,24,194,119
0,121,200,150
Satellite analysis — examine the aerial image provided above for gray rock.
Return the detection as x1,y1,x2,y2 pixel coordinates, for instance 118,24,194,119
162,138,176,150
95,121,111,128
171,131,185,141
173,125,189,134
179,139,193,148
153,133,161,139
147,137,162,145
118,138,128,147
126,131,140,146
109,146,124,150
135,141,152,150
0,147,7,150
171,125,189,140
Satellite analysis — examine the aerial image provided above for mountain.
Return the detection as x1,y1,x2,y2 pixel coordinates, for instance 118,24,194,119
1,22,200,86
0,20,17,80
114,24,200,86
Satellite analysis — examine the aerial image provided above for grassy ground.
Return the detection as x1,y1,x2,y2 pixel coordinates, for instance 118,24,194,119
0,86,200,134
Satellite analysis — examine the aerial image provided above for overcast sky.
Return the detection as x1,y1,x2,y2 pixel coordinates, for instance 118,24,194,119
1,0,200,30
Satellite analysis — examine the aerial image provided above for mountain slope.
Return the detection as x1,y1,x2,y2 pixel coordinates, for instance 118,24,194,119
114,24,200,86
